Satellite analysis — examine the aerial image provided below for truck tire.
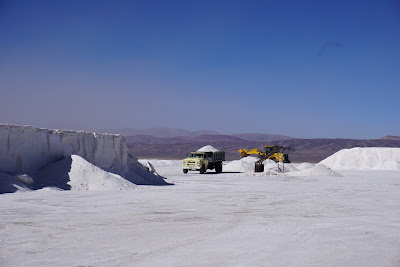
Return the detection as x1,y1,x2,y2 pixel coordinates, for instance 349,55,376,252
215,162,222,173
199,165,206,174
183,169,188,174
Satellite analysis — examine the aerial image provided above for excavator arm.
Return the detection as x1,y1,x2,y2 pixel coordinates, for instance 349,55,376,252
238,148,265,158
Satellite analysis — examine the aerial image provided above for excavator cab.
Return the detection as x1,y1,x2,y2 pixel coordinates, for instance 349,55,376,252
264,146,279,154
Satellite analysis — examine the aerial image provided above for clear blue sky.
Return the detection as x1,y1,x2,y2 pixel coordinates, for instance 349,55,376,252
1,0,399,138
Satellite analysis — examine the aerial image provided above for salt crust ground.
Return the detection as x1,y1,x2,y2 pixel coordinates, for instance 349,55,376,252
1,148,400,265
0,163,399,266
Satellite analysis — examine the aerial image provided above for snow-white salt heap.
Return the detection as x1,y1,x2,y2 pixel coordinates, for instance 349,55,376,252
35,155,137,191
197,145,219,152
0,124,167,190
286,164,342,177
275,163,299,173
224,157,259,172
296,162,315,170
320,147,400,171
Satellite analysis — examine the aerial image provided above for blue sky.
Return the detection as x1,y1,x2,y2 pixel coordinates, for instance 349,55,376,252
1,0,399,138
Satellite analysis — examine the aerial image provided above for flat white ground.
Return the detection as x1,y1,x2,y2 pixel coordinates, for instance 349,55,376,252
1,163,400,266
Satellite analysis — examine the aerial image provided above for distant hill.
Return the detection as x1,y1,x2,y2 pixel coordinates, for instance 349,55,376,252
231,133,293,142
94,127,294,140
92,127,400,162
127,138,400,162
125,134,247,144
381,135,400,141
96,127,219,137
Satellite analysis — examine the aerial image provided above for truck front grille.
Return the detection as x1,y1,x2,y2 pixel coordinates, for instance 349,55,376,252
184,161,197,167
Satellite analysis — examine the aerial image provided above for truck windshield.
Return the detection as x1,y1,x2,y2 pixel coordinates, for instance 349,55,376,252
188,153,203,158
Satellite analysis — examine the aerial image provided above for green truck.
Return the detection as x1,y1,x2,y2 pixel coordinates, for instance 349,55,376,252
182,151,225,174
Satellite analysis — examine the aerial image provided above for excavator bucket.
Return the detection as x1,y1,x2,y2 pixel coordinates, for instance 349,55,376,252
239,150,248,157
254,162,264,172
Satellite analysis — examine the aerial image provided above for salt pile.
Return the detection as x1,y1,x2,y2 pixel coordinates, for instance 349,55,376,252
0,173,31,194
35,155,137,191
0,124,167,189
296,162,315,170
278,163,299,173
197,145,219,152
260,159,282,174
263,159,279,170
260,159,299,174
224,157,259,172
262,159,299,173
0,124,129,174
320,147,400,170
286,164,342,177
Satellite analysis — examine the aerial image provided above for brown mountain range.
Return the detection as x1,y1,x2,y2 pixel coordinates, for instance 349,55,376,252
125,134,247,144
381,135,400,141
230,133,293,142
95,127,219,137
126,136,400,163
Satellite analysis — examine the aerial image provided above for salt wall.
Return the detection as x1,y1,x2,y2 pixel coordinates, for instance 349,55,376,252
0,124,166,185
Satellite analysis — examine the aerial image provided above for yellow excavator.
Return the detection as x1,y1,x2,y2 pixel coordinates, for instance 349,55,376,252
239,146,291,163
238,145,290,172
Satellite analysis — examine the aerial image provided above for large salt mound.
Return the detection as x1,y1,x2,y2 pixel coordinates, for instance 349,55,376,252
286,164,342,177
34,155,137,191
0,173,31,194
262,159,299,173
224,157,259,172
263,159,278,170
320,147,400,170
0,124,167,185
197,145,219,152
296,162,315,170
279,164,299,173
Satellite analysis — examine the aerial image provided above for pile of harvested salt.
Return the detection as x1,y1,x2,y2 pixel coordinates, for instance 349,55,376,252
285,164,342,177
35,155,137,191
320,147,400,171
197,145,220,152
224,157,259,172
296,162,315,170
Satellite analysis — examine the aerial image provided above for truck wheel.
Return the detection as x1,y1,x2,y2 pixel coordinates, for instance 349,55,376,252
199,165,206,174
215,162,222,173
183,169,188,174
